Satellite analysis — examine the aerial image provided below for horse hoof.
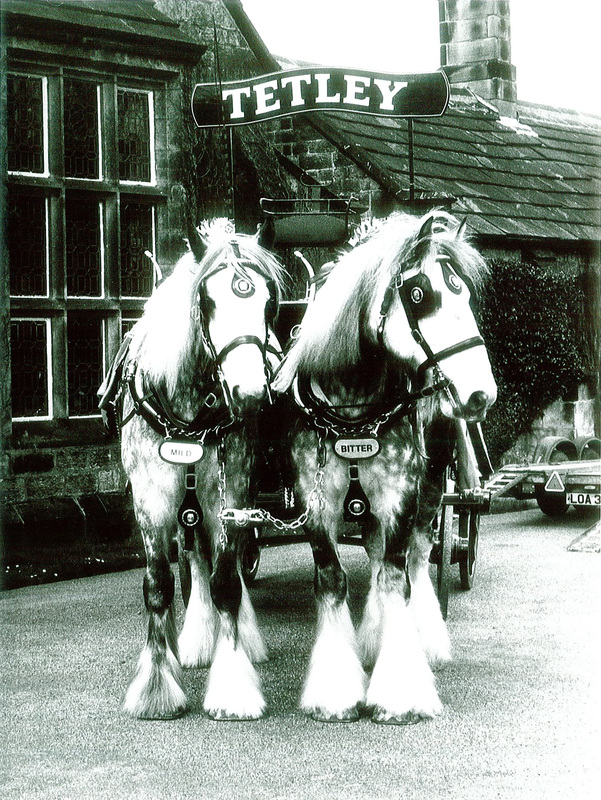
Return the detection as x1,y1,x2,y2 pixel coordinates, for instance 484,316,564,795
310,706,360,723
371,707,426,725
207,709,262,721
136,706,187,721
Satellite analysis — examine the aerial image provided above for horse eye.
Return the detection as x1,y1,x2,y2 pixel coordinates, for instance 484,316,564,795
441,262,463,294
232,275,255,298
448,273,461,291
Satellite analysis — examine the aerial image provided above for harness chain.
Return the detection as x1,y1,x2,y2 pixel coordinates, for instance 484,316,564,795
219,429,327,531
217,435,229,549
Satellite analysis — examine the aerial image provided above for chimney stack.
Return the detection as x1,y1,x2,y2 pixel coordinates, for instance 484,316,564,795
439,0,517,117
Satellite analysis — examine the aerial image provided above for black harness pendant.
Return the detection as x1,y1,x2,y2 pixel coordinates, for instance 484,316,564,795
177,465,204,550
343,461,371,522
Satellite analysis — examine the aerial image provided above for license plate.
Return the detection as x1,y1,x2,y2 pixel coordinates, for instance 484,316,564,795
566,492,600,507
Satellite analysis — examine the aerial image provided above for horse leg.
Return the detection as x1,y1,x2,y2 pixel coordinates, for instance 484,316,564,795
177,536,218,668
357,528,384,671
203,540,266,720
408,419,453,666
301,528,366,721
123,513,186,719
365,515,442,725
408,525,451,667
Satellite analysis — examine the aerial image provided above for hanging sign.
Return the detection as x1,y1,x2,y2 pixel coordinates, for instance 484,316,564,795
192,67,449,128
334,437,380,459
159,440,204,464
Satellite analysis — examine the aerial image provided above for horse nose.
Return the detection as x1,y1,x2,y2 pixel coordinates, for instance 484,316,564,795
231,385,267,417
463,390,491,421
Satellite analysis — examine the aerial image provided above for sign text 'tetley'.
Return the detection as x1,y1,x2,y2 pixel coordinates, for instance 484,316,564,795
192,67,449,128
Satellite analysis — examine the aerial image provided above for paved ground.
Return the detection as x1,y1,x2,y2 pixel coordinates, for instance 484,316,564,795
1,508,599,800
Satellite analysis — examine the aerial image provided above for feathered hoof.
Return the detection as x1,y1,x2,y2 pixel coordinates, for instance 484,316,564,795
123,691,188,721
206,708,263,721
371,706,431,725
308,705,361,723
136,705,187,721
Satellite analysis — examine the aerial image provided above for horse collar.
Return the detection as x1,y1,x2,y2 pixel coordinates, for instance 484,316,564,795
292,374,415,440
125,366,233,442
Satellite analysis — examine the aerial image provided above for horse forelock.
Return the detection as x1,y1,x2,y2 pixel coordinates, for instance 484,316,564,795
397,210,488,291
191,234,286,304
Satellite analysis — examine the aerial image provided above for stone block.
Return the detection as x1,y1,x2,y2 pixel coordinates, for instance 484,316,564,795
11,451,55,474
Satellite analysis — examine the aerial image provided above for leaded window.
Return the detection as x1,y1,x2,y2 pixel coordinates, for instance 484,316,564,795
7,69,161,423
7,75,47,175
121,201,155,297
67,316,104,417
66,197,103,298
64,78,101,179
10,319,51,419
118,89,153,183
8,192,48,297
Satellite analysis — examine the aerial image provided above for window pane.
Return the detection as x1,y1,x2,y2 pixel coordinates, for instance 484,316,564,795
120,202,154,297
121,318,138,339
7,75,45,174
8,193,48,297
67,315,104,416
118,89,152,182
64,78,100,179
66,197,102,297
10,320,50,418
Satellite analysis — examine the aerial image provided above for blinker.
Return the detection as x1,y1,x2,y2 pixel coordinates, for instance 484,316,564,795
232,274,255,298
440,259,463,295
399,272,441,319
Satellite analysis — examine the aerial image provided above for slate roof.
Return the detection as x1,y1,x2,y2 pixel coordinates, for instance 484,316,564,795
3,0,206,64
299,89,601,244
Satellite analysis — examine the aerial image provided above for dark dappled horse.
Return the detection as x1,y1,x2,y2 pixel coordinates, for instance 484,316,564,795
273,210,496,724
114,221,285,719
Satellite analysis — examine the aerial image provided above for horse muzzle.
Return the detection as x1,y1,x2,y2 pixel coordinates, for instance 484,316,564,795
445,384,496,422
229,385,268,419
457,389,495,422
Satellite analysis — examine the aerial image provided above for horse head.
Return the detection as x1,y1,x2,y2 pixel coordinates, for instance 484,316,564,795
377,212,497,421
190,223,283,419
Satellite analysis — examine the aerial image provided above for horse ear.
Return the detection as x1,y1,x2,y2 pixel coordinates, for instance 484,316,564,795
256,220,275,251
187,220,207,263
417,215,435,241
414,214,435,259
455,217,468,239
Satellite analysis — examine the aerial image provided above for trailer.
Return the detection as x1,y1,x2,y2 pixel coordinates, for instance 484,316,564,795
431,434,600,617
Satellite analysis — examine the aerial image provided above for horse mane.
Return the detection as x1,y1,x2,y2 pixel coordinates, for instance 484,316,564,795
273,210,488,392
128,222,286,397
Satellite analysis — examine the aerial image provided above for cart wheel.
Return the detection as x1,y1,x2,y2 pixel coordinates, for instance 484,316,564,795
240,529,261,585
436,503,453,620
458,509,479,590
179,548,192,608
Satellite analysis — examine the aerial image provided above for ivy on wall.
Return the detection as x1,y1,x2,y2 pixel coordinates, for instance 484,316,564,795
479,258,599,462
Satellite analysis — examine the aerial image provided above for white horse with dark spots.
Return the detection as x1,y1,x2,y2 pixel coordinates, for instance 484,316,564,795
273,210,496,724
112,221,285,720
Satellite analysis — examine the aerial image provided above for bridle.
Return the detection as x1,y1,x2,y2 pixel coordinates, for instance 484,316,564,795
196,243,280,411
118,245,281,439
376,253,484,409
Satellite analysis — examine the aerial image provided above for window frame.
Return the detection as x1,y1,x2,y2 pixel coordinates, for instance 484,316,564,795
7,66,166,426
10,317,54,421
